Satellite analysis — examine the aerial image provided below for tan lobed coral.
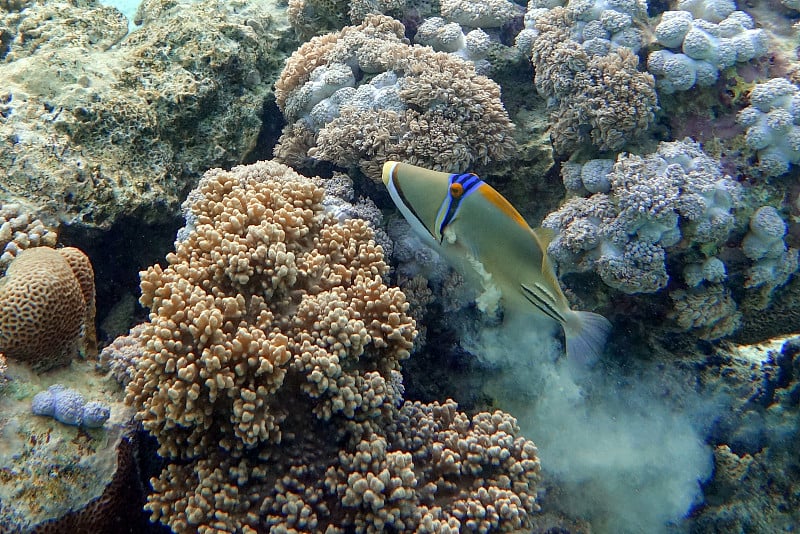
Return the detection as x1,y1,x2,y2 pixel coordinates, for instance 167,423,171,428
530,7,657,154
0,202,58,274
127,159,415,458
120,160,540,532
144,400,540,533
322,400,541,532
274,15,515,181
0,246,96,371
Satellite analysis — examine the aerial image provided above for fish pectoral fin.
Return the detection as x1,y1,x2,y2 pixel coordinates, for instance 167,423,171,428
520,282,566,324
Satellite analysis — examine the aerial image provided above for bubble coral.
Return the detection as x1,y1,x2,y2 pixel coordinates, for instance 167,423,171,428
648,7,768,93
738,78,800,177
120,160,540,532
274,15,515,180
740,206,799,293
742,206,788,261
414,17,492,72
0,246,96,371
440,0,520,28
677,0,736,24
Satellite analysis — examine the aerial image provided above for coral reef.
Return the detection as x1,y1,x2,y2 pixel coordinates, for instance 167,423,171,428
113,160,539,532
0,246,96,371
31,384,111,428
737,77,800,177
274,15,515,180
543,138,740,294
648,5,769,93
0,0,289,231
521,5,657,154
287,0,411,38
691,336,800,532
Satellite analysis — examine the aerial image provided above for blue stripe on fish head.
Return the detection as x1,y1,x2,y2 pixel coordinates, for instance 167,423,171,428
434,173,484,242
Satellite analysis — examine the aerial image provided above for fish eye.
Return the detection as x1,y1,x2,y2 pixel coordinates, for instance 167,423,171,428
449,183,464,198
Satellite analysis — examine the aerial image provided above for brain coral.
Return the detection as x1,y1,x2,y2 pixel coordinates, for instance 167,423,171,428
0,246,96,371
121,160,540,532
274,15,515,180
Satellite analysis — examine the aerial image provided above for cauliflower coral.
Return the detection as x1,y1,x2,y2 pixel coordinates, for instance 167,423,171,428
119,160,540,532
274,15,515,180
525,6,657,154
543,138,741,294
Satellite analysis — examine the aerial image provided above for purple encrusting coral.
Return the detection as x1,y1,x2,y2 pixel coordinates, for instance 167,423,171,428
31,384,110,428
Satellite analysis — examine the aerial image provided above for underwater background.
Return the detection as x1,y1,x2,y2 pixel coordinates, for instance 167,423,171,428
0,0,798,532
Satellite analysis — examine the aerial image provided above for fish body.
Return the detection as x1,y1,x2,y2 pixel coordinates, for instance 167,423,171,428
382,161,611,363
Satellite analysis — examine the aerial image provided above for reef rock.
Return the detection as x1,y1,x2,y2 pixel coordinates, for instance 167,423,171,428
0,0,291,231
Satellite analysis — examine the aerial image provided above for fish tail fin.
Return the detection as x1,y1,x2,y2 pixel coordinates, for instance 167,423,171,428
563,310,612,365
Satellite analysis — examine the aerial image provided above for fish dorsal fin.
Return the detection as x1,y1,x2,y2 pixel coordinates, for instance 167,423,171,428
532,227,555,249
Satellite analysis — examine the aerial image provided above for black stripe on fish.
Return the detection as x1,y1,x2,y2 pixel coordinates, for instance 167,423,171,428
391,165,432,239
520,283,566,324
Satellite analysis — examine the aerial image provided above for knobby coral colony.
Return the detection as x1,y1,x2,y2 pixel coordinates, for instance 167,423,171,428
122,160,540,532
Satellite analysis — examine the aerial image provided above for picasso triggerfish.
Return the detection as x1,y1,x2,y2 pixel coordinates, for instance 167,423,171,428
382,161,612,363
